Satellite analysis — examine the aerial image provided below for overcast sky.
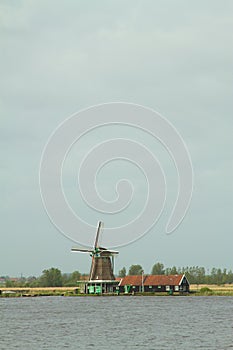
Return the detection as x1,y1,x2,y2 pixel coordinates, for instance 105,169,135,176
1,0,232,276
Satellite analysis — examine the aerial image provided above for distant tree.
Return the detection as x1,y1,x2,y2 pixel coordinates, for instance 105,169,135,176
170,266,178,275
165,266,180,275
227,270,233,284
5,279,13,288
221,268,228,284
183,266,206,284
151,262,165,275
210,267,218,284
40,268,63,287
128,264,143,276
28,277,40,288
118,267,126,277
71,271,81,282
62,273,69,285
216,268,223,285
62,271,81,286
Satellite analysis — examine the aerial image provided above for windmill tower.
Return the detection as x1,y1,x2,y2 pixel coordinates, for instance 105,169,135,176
71,221,119,293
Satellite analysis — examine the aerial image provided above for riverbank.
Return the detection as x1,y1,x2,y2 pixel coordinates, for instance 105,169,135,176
1,284,233,297
0,287,77,297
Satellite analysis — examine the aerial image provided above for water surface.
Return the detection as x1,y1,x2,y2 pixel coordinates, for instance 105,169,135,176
1,296,233,349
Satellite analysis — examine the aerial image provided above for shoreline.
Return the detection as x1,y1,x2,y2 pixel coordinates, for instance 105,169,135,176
1,284,233,297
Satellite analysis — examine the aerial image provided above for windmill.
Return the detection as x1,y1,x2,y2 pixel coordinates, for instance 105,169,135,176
71,221,119,284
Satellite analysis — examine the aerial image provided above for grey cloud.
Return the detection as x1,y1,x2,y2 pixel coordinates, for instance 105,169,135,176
0,0,232,274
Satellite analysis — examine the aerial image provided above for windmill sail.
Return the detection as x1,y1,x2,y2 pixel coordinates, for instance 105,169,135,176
94,221,102,249
71,248,93,253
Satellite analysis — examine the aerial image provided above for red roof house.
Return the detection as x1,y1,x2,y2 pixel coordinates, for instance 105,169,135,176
118,274,189,293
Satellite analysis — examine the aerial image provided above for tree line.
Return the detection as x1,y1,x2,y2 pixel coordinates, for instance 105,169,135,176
2,263,233,287
119,263,233,285
2,268,86,288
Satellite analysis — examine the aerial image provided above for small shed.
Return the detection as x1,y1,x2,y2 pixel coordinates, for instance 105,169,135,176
144,274,189,293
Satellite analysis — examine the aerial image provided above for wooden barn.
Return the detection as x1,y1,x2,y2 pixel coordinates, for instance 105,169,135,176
118,274,189,294
143,274,189,293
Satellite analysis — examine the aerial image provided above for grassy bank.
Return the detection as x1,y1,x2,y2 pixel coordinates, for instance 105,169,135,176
190,284,233,296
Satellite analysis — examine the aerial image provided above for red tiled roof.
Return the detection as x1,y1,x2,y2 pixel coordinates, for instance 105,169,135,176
118,275,144,286
144,274,184,286
119,274,184,286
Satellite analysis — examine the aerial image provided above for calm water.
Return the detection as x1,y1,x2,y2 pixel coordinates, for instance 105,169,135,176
1,296,233,349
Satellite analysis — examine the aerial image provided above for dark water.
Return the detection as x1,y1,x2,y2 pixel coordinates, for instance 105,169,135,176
1,296,233,349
